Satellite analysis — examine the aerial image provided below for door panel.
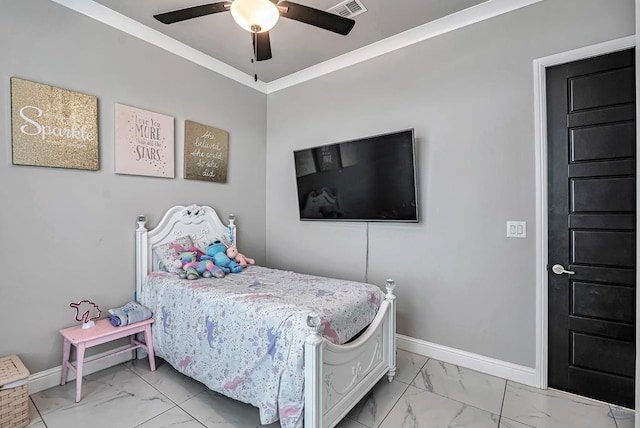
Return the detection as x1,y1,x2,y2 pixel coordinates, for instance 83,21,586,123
569,214,635,229
571,177,635,211
572,333,634,377
570,122,635,161
569,367,635,408
571,230,635,267
569,104,635,127
569,67,634,111
569,317,634,341
569,265,636,284
572,281,635,322
569,159,635,178
547,48,636,408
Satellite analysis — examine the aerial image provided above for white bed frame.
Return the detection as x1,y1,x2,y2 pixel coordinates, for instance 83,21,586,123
135,204,397,428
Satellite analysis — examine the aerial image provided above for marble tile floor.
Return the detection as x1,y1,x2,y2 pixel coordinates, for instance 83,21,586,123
25,350,635,428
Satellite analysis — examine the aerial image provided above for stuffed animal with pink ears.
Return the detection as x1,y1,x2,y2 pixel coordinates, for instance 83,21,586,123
174,251,225,279
226,244,255,268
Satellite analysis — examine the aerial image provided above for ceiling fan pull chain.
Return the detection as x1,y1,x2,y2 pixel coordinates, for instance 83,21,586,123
252,33,258,82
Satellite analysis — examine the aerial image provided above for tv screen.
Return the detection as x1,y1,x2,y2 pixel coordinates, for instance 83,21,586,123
294,129,418,222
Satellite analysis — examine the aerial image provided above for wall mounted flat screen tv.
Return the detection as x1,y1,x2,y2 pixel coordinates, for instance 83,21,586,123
294,129,418,222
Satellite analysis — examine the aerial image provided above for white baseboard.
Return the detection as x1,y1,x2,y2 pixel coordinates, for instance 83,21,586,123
29,337,539,395
28,346,134,395
397,334,539,387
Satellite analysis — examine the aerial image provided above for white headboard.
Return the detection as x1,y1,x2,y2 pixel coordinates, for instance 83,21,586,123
135,204,236,301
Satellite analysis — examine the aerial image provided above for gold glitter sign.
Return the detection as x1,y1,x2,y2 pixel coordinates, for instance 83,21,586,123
184,120,228,183
11,77,99,170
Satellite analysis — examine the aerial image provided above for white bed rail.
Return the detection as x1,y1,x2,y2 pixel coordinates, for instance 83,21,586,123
305,279,397,428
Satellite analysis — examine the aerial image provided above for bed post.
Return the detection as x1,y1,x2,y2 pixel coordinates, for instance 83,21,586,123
385,279,397,382
135,215,148,303
305,312,323,428
228,214,237,246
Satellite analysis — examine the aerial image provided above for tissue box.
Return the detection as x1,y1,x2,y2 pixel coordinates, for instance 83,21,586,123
0,355,30,428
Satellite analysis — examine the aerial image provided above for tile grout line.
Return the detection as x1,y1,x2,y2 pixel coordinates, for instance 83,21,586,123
179,403,208,428
123,361,180,427
610,404,620,428
372,356,434,427
132,406,179,428
179,390,212,428
29,396,48,427
497,379,508,427
373,380,411,428
126,361,209,427
408,358,505,419
350,355,429,428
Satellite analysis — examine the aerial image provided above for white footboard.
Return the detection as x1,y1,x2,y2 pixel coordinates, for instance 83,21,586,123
305,280,397,428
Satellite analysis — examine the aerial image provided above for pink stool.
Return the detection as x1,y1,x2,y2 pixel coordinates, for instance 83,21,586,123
60,318,156,402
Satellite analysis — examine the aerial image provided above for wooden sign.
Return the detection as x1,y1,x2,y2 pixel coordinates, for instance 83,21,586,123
184,120,228,183
11,77,99,170
115,104,175,178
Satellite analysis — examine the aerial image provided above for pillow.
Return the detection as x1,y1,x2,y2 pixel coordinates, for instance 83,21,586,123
152,251,165,272
152,236,194,273
190,238,209,254
190,235,230,254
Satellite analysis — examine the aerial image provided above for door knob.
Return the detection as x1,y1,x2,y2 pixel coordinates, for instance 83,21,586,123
551,264,575,275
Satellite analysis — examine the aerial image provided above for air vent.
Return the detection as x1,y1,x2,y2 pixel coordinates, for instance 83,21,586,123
327,0,367,18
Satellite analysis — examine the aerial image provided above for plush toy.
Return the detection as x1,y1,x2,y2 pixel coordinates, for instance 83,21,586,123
187,246,206,259
176,251,224,280
202,241,243,274
226,244,255,268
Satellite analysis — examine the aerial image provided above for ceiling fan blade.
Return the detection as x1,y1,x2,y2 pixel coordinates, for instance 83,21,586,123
154,2,231,24
253,32,273,61
278,1,355,35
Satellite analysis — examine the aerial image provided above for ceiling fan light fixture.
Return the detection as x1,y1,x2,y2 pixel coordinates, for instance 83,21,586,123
231,0,280,33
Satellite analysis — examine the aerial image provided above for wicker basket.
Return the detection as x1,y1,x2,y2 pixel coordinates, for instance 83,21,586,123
0,355,30,428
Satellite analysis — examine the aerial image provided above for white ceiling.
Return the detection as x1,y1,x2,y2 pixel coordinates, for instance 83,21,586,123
52,0,542,91
93,0,489,83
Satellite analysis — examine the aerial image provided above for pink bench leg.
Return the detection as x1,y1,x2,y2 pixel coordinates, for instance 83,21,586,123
75,343,86,402
61,338,71,385
130,335,137,360
144,325,156,371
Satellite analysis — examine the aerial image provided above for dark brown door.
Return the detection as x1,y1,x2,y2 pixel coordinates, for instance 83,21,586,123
547,48,636,408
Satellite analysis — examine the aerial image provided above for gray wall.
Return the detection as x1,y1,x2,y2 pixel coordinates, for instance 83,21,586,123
0,0,267,373
0,0,634,376
265,0,635,367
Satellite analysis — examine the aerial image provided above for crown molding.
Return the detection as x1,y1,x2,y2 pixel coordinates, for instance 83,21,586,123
266,0,544,93
50,0,543,94
49,0,268,93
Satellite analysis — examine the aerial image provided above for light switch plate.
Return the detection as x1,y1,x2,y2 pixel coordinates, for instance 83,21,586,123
506,221,526,238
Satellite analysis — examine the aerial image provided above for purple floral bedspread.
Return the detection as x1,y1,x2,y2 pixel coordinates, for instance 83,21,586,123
140,265,384,427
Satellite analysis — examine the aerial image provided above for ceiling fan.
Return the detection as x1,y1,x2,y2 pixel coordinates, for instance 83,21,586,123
154,0,356,62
